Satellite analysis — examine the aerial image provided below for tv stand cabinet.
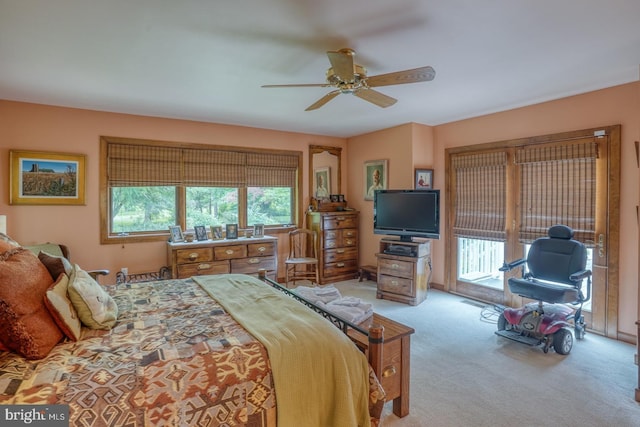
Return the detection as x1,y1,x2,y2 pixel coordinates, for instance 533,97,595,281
376,238,431,306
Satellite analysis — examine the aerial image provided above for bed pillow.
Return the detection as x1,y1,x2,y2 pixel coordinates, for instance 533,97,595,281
44,272,81,341
0,233,19,248
38,251,73,281
0,242,63,359
68,264,118,329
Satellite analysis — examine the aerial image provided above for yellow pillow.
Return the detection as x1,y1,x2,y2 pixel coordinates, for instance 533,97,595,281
44,273,81,341
68,264,118,330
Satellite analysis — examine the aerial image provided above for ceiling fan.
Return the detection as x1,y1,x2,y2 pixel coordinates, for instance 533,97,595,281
262,48,435,111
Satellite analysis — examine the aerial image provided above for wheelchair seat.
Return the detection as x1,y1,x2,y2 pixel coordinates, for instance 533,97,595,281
507,225,590,304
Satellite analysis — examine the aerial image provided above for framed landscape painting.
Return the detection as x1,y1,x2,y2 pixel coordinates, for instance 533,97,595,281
10,150,86,205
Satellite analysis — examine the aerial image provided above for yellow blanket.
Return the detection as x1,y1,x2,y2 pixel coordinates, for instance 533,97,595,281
194,274,371,427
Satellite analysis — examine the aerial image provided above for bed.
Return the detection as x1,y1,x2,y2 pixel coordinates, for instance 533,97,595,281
0,257,386,426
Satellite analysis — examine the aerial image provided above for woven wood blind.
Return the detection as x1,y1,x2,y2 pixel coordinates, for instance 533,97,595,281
516,140,597,244
107,141,297,188
452,152,507,241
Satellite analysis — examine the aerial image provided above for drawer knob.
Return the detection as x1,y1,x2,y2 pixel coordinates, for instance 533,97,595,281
336,262,345,268
248,258,260,264
257,246,266,252
336,249,345,254
336,216,346,221
391,280,398,286
345,239,354,245
197,263,210,270
382,365,397,378
188,253,199,261
391,263,399,269
225,249,234,255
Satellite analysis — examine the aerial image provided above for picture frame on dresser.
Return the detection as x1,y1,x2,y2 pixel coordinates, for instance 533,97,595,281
169,225,184,243
194,225,208,241
253,223,264,238
226,224,238,239
210,225,223,240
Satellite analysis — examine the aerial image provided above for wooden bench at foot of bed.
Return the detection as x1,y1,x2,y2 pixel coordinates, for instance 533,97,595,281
258,269,415,417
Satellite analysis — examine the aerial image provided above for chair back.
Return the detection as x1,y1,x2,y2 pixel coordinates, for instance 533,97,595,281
288,228,317,260
526,225,587,287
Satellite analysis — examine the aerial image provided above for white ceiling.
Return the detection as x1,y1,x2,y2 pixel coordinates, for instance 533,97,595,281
1,0,639,138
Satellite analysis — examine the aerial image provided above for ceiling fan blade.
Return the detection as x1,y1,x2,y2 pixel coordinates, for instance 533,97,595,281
366,66,435,87
262,83,331,88
353,88,397,108
305,90,341,111
327,49,355,82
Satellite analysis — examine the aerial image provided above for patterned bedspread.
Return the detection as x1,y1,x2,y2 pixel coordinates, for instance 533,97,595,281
0,277,383,426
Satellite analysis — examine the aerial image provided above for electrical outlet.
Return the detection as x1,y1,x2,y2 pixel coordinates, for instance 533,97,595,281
121,267,128,276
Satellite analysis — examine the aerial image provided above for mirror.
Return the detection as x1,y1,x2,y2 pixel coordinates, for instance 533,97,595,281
309,145,341,200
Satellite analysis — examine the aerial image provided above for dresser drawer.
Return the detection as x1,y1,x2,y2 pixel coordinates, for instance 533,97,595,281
378,274,414,297
178,260,229,278
324,247,357,263
324,259,358,276
231,256,276,274
214,245,247,260
378,258,414,279
176,247,213,264
247,242,275,257
323,214,358,230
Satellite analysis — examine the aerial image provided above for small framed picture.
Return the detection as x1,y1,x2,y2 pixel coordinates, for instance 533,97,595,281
194,225,208,241
415,168,433,190
337,194,345,202
226,224,238,239
210,225,223,240
169,225,184,243
253,223,264,238
330,194,339,202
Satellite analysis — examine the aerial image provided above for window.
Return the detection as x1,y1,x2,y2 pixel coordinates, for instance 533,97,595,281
100,136,301,243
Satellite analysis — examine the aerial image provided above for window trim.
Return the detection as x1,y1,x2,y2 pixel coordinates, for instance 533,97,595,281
100,136,303,244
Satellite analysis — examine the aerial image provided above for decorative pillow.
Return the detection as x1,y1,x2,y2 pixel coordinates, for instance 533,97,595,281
44,273,81,341
38,251,73,281
68,264,118,330
0,244,63,359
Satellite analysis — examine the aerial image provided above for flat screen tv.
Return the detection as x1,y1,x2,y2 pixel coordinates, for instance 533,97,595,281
374,189,440,241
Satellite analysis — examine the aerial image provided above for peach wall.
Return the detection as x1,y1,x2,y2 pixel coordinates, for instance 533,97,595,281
0,100,346,281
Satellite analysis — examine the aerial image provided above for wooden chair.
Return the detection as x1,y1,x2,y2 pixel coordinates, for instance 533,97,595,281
285,228,319,288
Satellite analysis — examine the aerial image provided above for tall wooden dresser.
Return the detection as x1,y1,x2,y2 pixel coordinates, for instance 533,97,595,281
306,210,359,284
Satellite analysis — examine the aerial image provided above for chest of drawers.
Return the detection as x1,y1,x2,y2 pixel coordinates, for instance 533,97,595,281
167,236,277,280
306,211,359,284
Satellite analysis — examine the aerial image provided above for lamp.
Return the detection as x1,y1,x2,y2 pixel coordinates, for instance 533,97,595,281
0,215,6,234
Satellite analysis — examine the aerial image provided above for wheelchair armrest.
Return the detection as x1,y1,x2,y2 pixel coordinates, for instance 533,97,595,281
569,269,592,281
499,258,526,272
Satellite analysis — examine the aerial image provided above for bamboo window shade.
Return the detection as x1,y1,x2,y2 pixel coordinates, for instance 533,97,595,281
452,152,507,241
515,139,597,244
107,142,298,188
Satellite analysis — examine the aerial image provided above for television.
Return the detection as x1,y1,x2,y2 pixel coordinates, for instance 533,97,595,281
373,189,440,241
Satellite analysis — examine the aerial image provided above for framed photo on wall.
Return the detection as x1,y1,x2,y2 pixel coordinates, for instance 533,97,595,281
9,150,86,205
415,168,433,190
226,224,238,239
169,225,184,243
364,159,387,201
194,225,208,241
314,167,330,199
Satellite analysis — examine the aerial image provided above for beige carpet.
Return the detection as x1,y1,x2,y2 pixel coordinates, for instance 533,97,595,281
326,279,639,427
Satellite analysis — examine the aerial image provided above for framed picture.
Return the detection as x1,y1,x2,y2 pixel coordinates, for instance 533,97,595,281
364,159,388,201
337,194,345,202
210,225,223,240
169,225,184,243
330,194,339,203
253,223,264,238
314,167,330,199
226,224,238,239
415,169,433,190
194,225,208,241
9,150,86,205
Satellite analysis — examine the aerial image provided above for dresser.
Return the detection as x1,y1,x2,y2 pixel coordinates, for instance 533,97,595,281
376,238,431,306
306,211,359,284
167,236,278,280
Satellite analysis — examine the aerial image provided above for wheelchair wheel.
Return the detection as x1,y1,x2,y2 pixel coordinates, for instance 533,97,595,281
497,313,509,331
553,328,573,355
